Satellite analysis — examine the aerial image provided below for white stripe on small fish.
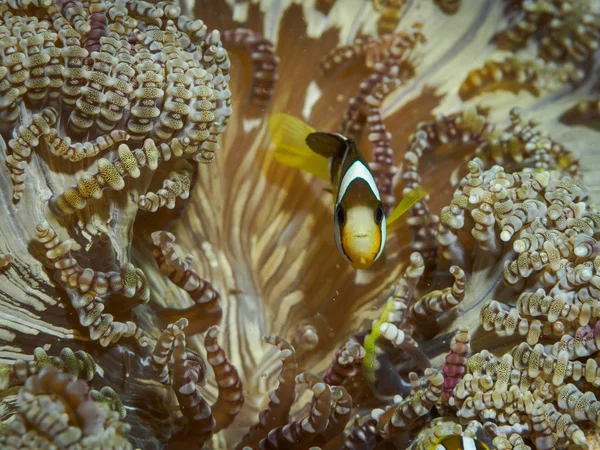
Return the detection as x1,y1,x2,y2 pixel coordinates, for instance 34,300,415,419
337,160,381,204
463,437,477,450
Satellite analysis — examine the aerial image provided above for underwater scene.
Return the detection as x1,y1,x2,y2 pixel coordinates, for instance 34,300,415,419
1,0,600,449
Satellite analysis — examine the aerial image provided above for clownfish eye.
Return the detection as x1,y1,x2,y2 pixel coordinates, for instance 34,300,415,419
375,206,384,225
336,205,346,225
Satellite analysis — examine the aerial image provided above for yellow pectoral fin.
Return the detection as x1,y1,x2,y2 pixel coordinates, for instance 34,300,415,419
385,186,428,231
269,113,330,181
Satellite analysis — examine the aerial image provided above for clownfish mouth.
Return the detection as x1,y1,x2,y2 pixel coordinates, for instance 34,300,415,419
354,234,368,238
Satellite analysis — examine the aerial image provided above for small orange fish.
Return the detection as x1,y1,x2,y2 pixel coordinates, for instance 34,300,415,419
269,113,426,270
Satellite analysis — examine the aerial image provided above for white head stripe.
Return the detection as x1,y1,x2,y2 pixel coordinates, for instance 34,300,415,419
463,437,477,450
338,161,380,203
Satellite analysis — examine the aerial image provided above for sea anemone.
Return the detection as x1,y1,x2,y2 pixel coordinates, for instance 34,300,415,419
1,0,600,449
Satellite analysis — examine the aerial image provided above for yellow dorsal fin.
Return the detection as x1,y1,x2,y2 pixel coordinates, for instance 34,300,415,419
269,113,330,181
386,186,428,231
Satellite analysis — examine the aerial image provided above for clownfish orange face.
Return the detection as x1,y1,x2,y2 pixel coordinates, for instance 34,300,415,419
336,204,384,269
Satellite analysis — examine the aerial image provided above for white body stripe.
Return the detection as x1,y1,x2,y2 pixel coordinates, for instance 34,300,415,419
463,437,477,450
337,160,381,204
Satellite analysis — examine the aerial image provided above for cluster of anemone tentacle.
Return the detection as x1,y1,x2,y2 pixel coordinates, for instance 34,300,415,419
496,0,600,74
148,317,244,448
0,348,130,449
438,159,600,449
0,0,231,211
457,0,599,102
35,221,151,347
459,56,584,101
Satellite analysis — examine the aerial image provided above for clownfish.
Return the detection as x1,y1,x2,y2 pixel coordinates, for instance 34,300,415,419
269,113,427,270
433,435,490,450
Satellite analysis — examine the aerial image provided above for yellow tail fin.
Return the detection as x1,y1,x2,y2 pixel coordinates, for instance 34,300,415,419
386,186,428,231
269,113,330,181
